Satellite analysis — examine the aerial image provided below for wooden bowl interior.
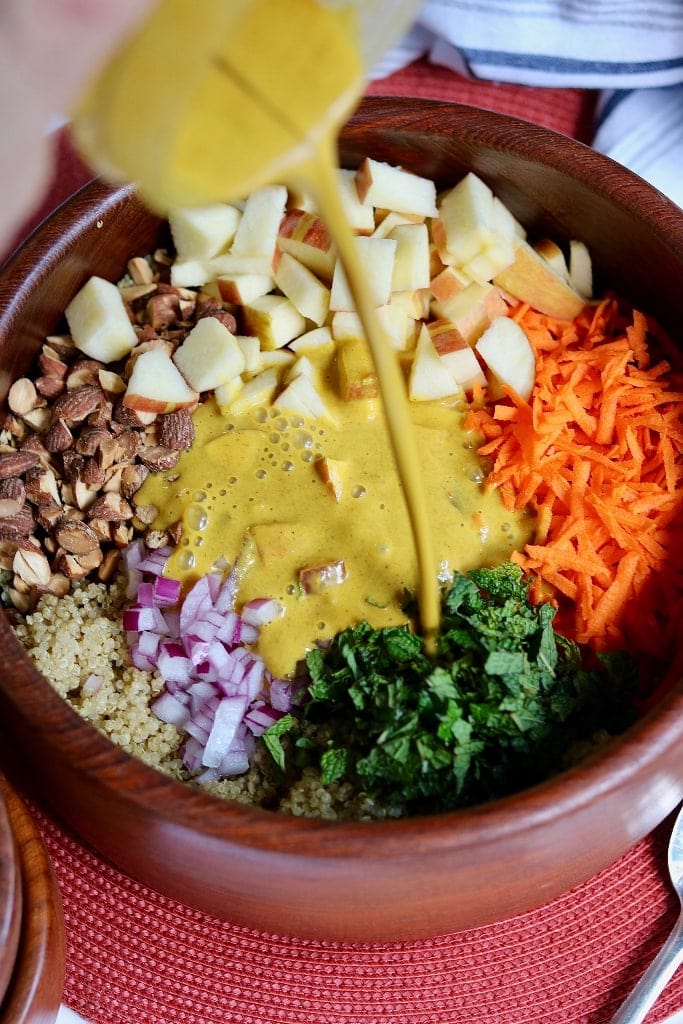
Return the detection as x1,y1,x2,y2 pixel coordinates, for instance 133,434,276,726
0,99,681,941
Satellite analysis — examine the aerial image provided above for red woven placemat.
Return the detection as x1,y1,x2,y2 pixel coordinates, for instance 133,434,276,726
365,58,600,143
6,62,680,1024
33,806,683,1024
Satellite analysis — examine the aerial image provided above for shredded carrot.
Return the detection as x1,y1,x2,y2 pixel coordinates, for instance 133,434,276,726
467,294,683,679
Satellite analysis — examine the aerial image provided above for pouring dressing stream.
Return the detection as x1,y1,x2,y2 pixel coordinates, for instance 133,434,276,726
72,0,439,647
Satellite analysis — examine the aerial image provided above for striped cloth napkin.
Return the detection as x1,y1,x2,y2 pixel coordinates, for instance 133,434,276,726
373,0,683,208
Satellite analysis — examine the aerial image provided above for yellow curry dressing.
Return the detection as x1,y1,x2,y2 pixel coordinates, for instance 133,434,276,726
138,350,534,678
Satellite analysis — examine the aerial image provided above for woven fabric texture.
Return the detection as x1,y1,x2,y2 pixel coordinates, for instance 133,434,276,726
365,58,600,142
35,808,683,1024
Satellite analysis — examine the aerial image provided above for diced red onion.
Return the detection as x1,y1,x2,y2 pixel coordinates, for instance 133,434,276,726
269,677,296,712
202,696,248,768
213,569,238,613
122,541,299,784
157,641,193,683
241,658,265,702
137,631,162,660
152,691,191,729
130,648,156,672
215,611,241,644
217,744,251,776
122,605,168,634
185,634,212,667
153,575,181,606
182,736,205,773
189,683,218,715
137,581,155,607
244,702,283,736
137,547,173,574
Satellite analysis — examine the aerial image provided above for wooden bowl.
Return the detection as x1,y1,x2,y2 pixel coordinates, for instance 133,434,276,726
0,98,682,942
0,780,21,1009
0,775,64,1024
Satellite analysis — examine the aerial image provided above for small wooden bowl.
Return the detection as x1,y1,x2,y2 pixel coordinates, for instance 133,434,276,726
0,781,21,1008
0,98,682,942
0,775,65,1024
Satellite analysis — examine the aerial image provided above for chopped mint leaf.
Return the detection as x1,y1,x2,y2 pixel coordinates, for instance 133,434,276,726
261,564,637,812
262,713,297,772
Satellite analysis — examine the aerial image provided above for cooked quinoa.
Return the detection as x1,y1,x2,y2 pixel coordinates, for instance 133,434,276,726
11,578,393,820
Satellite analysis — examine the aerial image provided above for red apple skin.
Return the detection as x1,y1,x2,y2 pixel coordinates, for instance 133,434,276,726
122,389,198,414
428,318,468,355
430,266,467,304
494,242,586,320
279,209,332,251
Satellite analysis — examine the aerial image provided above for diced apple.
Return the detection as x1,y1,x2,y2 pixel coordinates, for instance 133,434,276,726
409,324,462,402
314,455,345,502
214,375,244,411
214,273,274,305
335,169,375,234
475,316,536,401
277,209,336,281
430,265,470,304
259,349,296,372
427,318,466,356
206,253,274,277
65,276,138,363
285,187,318,213
336,337,378,401
236,335,262,373
376,303,416,351
332,306,414,352
493,241,587,320
533,238,570,279
461,236,515,284
242,294,307,350
429,240,447,279
168,204,241,260
438,172,498,264
330,310,364,344
389,288,430,321
225,367,279,415
123,347,199,413
439,344,487,393
372,209,424,239
230,184,288,263
173,317,245,393
431,282,509,346
355,158,438,218
427,319,487,390
275,372,331,420
389,223,430,292
569,239,593,299
249,522,298,566
329,236,397,311
289,325,334,354
430,217,459,268
274,252,330,326
284,355,316,383
299,559,347,594
491,197,526,242
170,258,212,289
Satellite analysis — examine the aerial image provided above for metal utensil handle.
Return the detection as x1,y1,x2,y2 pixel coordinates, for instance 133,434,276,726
611,913,683,1023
